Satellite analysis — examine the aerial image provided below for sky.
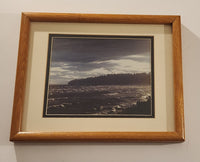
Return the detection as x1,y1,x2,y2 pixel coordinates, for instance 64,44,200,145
48,35,152,84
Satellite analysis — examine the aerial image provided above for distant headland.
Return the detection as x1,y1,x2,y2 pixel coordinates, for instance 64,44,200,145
68,73,151,86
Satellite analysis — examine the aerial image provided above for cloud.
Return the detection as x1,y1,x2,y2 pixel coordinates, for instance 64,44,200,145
49,58,151,84
51,36,151,63
48,35,152,84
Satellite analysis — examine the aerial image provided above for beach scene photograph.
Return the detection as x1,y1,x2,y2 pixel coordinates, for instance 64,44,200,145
43,34,154,117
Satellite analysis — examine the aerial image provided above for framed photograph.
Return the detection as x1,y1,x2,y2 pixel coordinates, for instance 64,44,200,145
10,12,184,142
44,34,154,118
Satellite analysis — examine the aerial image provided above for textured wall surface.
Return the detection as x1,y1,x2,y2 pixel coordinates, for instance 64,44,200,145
0,0,200,161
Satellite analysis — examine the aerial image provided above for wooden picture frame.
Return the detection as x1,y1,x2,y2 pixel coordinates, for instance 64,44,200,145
10,12,184,142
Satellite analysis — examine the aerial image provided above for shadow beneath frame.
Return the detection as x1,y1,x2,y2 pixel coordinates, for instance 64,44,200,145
13,141,183,162
13,25,200,162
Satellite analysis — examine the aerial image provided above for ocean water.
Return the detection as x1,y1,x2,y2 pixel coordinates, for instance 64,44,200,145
46,85,152,116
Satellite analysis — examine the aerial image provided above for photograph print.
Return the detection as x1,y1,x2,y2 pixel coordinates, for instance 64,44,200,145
43,34,154,117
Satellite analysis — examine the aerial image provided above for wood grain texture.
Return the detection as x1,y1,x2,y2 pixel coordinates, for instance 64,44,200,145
10,13,184,142
172,16,185,140
11,132,183,142
24,12,177,24
10,13,30,140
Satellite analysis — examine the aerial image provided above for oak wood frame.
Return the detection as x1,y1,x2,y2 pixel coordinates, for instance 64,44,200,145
10,12,184,142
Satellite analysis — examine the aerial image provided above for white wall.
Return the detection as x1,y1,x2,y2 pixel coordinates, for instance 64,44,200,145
0,0,200,161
